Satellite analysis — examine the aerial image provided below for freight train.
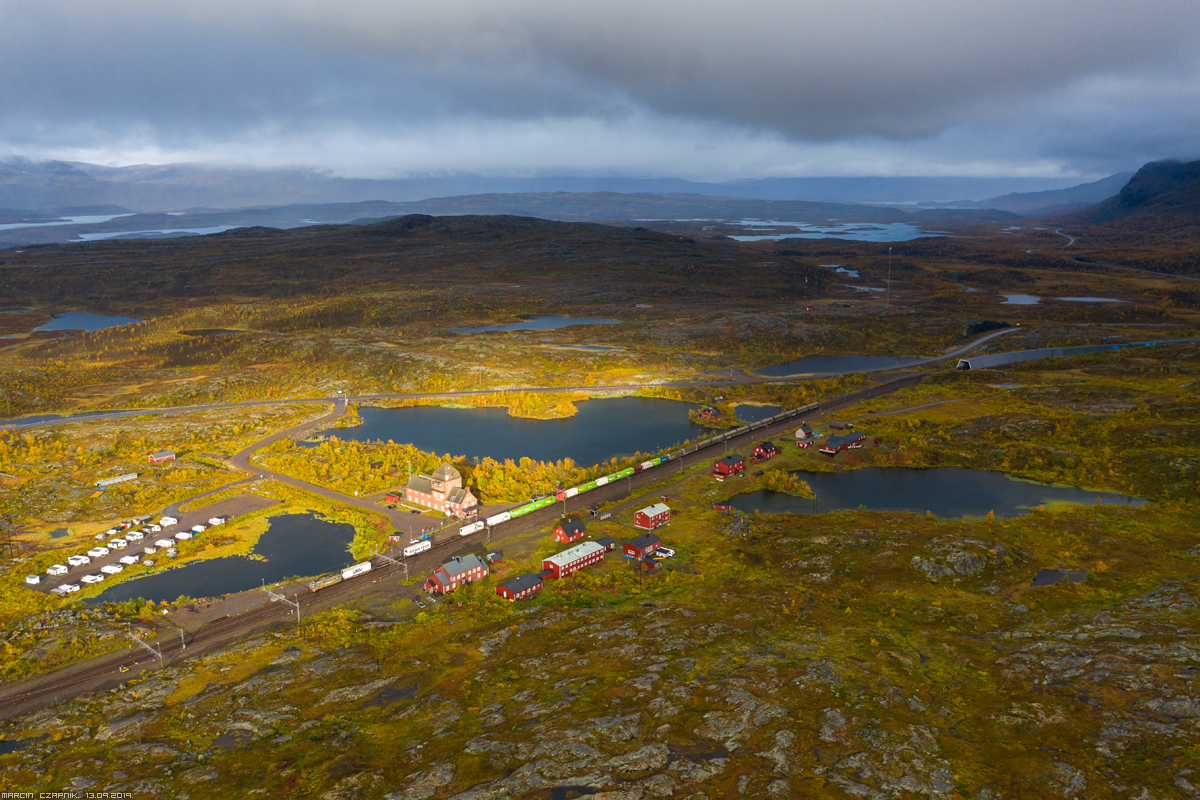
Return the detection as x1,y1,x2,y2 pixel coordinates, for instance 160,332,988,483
308,561,374,592
480,402,821,530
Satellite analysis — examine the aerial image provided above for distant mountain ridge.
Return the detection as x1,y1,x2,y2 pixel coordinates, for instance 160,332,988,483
1082,159,1200,223
926,172,1133,215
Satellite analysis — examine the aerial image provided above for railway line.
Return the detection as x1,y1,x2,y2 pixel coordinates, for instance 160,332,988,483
0,370,923,721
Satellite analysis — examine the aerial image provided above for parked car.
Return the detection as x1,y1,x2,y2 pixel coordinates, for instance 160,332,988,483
425,596,437,604
80,574,104,584
655,547,676,558
415,600,426,609
387,504,396,510
410,509,421,515
67,555,90,567
100,564,124,575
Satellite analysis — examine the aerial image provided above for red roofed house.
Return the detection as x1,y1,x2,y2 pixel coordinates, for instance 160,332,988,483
634,503,671,530
496,574,543,601
554,519,587,544
712,454,745,477
406,463,479,518
624,533,662,559
542,541,606,579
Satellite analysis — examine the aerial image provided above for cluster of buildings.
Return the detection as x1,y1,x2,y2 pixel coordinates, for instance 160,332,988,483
394,463,480,518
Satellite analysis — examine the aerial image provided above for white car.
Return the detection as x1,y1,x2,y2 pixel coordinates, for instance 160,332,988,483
656,547,676,558
108,539,128,549
207,517,225,526
47,564,68,576
119,555,140,566
80,574,104,584
154,539,174,549
67,555,90,567
25,575,40,585
159,516,178,526
126,531,144,542
62,583,81,593
87,547,110,558
100,564,124,575
175,531,193,541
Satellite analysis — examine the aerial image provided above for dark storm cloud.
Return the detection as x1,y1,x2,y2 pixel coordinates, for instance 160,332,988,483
1,0,1198,176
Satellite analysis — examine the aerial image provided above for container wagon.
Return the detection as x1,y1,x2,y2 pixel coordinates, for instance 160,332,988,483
403,540,432,557
309,573,343,592
485,511,511,527
341,562,372,580
459,521,485,536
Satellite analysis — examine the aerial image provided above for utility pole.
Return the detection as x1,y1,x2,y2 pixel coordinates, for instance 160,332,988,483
126,626,163,668
262,581,301,624
373,551,401,577
886,247,892,313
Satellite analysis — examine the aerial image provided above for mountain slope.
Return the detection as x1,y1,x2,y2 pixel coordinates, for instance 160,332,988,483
1084,159,1200,223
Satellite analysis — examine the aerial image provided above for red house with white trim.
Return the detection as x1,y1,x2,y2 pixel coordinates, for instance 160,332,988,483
148,451,176,463
496,574,543,601
712,455,745,477
751,441,781,462
423,553,489,594
624,533,662,559
405,463,479,518
554,519,587,544
634,503,671,530
542,541,606,579
819,433,867,456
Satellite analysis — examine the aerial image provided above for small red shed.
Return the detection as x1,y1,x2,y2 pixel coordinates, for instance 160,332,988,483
385,491,401,503
634,503,671,530
496,574,543,601
554,519,587,544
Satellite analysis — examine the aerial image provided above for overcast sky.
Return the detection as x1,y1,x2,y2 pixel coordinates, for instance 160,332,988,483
2,0,1198,180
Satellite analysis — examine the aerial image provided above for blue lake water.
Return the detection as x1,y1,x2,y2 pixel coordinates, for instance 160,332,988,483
1002,295,1040,305
315,397,706,465
77,226,243,241
88,513,357,604
1058,297,1127,303
452,315,620,334
755,354,926,377
0,214,134,232
735,404,783,423
820,264,860,278
34,311,144,332
730,221,942,242
726,467,1146,519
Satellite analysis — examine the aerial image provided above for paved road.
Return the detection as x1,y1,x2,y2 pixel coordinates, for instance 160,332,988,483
0,329,1019,431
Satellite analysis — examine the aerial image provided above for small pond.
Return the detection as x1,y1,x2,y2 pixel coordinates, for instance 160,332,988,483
1031,568,1088,587
87,513,356,604
725,467,1146,519
755,354,926,377
313,397,706,466
1001,294,1040,305
452,315,620,334
1057,297,1127,303
34,311,144,332
735,404,783,423
820,264,860,278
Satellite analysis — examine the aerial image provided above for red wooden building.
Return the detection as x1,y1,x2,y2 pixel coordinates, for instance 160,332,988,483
385,491,401,503
624,533,662,559
423,553,489,595
634,503,671,530
148,451,176,463
751,441,781,462
819,432,867,456
554,519,587,544
542,541,606,579
496,574,543,601
712,454,745,477
595,536,618,552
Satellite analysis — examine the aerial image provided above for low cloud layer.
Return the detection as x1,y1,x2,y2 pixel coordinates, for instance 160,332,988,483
2,0,1197,178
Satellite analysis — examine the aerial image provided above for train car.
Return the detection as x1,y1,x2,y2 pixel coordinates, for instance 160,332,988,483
536,497,555,509
596,476,609,487
735,425,751,436
486,511,512,526
403,539,432,557
556,488,568,501
639,460,655,471
342,562,372,580
460,521,485,536
615,467,634,479
309,573,343,592
565,487,579,498
578,480,598,493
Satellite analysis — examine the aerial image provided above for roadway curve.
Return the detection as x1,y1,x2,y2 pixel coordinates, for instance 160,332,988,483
0,372,924,720
0,328,1019,431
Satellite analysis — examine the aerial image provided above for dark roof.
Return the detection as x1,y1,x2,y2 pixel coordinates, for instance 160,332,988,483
538,567,555,579
628,533,662,550
719,454,744,465
596,536,616,547
561,519,586,534
431,463,461,482
406,475,433,494
500,574,542,594
824,433,866,449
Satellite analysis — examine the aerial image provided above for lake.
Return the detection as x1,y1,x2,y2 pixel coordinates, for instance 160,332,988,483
34,310,144,332
1058,297,1127,303
726,467,1147,519
755,354,926,377
735,404,783,423
452,315,620,334
0,213,134,232
730,221,942,243
315,397,707,465
77,226,243,241
87,513,356,604
1001,295,1040,305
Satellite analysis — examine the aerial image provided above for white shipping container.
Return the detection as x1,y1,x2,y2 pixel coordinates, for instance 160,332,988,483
565,487,578,498
459,521,484,536
341,562,372,580
403,540,432,558
596,476,609,486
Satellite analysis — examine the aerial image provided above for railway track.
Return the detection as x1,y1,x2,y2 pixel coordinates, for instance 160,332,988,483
0,371,923,720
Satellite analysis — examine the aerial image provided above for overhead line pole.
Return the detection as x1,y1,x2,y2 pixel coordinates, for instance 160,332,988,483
262,581,301,624
126,627,163,668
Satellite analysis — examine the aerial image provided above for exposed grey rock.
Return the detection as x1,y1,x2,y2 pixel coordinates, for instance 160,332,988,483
609,743,670,774
819,708,848,743
389,762,456,800
181,767,219,784
321,771,384,800
94,713,151,741
766,779,792,797
320,677,395,705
